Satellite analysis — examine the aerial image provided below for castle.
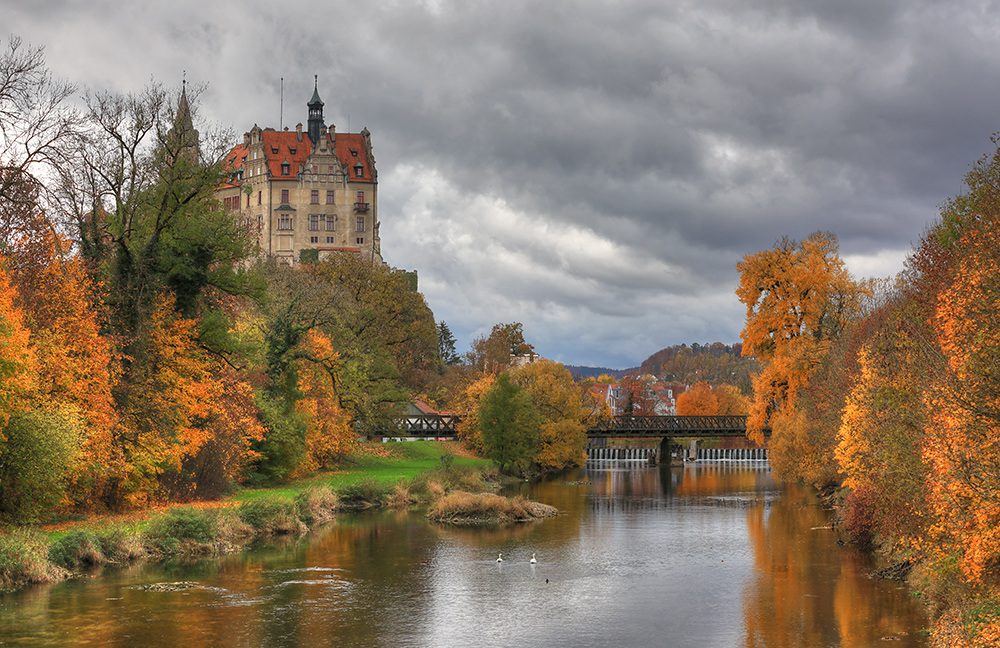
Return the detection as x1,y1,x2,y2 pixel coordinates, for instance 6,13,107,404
216,78,381,264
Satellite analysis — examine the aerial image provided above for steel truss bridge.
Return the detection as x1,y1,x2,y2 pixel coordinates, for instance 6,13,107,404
376,414,768,439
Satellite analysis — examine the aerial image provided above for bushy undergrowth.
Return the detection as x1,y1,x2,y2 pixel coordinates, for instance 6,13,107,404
0,530,67,590
237,496,304,534
48,530,104,569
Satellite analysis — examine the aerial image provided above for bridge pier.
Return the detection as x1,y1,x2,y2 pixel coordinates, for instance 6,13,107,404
658,437,684,466
688,439,700,462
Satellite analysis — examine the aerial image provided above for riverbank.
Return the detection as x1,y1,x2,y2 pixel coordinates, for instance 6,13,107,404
0,441,555,592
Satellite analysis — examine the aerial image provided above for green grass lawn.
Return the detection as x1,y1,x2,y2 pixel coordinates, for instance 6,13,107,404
232,440,490,502
35,441,490,540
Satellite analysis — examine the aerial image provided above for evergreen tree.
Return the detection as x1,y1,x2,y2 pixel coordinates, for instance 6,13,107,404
437,321,460,366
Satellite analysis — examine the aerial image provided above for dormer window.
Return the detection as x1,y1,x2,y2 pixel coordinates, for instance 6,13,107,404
289,147,296,155
271,147,279,154
354,163,363,178
281,162,290,176
350,149,359,157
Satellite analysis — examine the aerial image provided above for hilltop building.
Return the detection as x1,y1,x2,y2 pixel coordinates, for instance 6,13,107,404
216,78,381,264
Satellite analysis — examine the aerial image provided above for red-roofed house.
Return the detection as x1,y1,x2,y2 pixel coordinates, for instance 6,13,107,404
216,78,381,264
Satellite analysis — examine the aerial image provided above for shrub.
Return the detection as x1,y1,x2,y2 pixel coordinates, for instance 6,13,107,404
337,478,390,509
144,507,216,552
48,530,105,569
294,486,338,524
237,496,303,534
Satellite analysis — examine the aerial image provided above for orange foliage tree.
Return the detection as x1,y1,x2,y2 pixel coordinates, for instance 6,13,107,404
0,257,35,428
834,292,929,555
675,381,718,415
924,209,1000,583
736,232,866,481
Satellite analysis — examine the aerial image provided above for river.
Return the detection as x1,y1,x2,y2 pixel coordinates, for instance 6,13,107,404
0,461,928,647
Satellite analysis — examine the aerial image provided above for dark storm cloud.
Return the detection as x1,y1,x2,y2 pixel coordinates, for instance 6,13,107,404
9,0,1000,367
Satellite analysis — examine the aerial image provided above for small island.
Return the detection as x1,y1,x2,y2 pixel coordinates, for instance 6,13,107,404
427,491,558,526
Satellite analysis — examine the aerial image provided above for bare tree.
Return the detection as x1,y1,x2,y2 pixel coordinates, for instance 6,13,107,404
0,36,81,251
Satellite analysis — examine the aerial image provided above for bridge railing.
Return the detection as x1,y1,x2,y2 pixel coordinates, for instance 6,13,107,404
374,414,766,438
377,414,461,436
588,415,750,433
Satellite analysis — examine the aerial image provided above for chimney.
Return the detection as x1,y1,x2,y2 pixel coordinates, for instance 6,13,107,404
296,123,303,142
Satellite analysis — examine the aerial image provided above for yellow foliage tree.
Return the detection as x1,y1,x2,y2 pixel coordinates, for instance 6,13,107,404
294,329,355,472
714,384,749,415
510,359,588,472
453,372,497,452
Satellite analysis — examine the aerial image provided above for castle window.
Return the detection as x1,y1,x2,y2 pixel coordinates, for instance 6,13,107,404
354,164,363,178
311,165,318,174
246,194,250,208
328,165,335,174
356,237,364,245
278,214,292,230
326,190,334,204
311,190,319,204
325,215,335,231
310,236,318,243
309,214,319,231
258,190,262,205
281,189,289,204
356,216,365,232
281,163,289,176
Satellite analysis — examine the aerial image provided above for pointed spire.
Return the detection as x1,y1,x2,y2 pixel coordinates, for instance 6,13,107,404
309,74,324,107
168,72,199,159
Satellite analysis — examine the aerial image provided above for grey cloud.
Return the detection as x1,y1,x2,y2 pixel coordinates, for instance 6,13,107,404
10,0,1000,367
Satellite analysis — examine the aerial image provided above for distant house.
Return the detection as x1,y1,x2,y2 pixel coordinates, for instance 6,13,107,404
588,383,629,416
510,353,540,368
652,383,685,416
404,400,438,417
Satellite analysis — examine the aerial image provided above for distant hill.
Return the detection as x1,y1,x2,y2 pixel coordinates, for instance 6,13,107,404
637,342,759,393
564,365,637,380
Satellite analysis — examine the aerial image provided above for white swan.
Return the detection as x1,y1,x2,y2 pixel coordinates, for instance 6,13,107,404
497,553,503,562
530,553,537,564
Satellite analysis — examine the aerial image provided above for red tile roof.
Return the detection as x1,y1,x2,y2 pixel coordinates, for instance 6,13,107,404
233,130,373,182
220,143,247,188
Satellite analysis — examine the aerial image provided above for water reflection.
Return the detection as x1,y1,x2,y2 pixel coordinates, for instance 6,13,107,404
0,464,927,647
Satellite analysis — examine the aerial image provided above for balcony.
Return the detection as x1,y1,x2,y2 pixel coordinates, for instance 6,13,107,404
354,202,370,212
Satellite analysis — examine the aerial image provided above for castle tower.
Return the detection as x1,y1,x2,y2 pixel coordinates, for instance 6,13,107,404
307,75,325,147
168,78,200,161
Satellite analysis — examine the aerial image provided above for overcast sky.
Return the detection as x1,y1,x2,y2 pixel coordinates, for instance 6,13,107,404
8,0,999,368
